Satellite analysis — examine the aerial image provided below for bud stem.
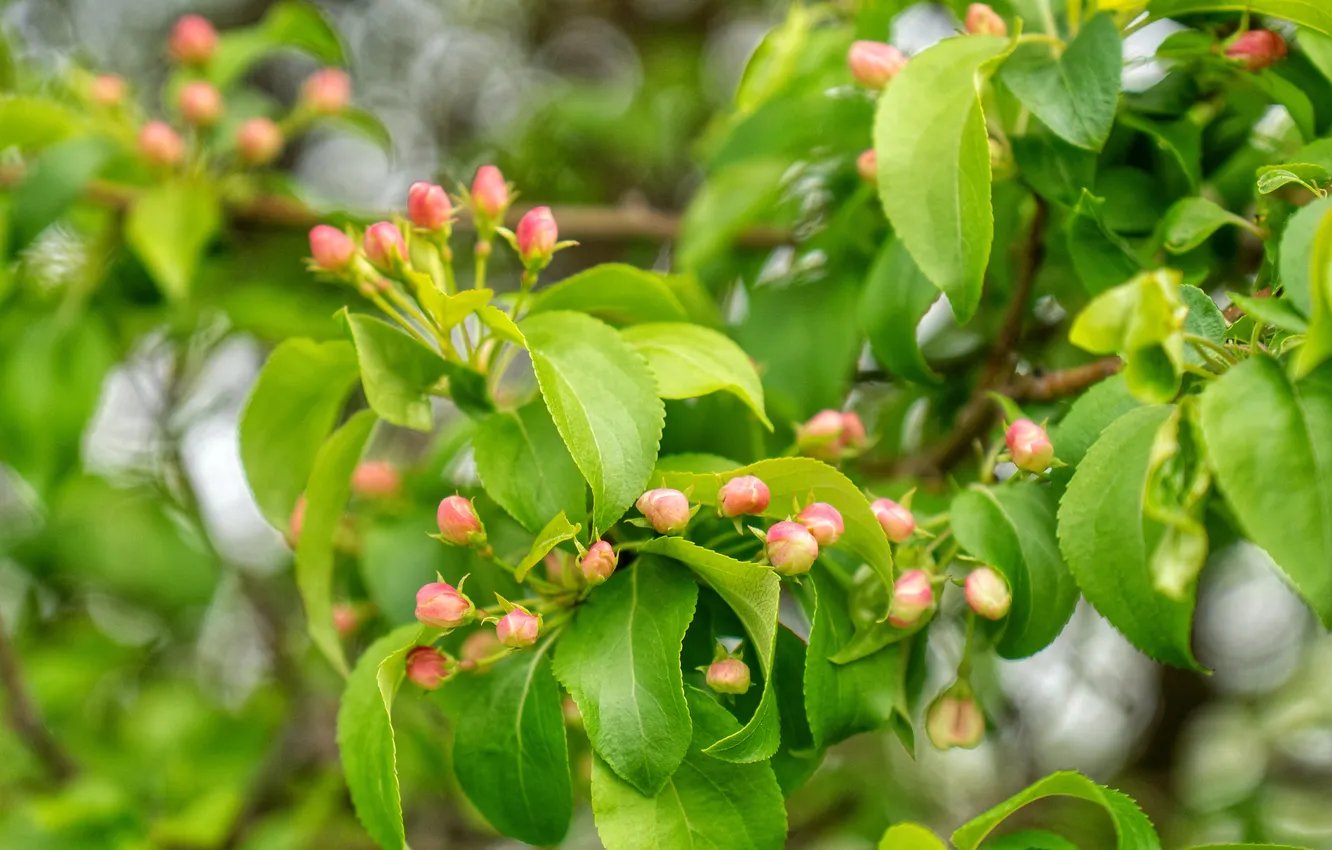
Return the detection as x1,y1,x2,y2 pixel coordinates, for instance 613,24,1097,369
957,611,978,681
473,244,489,291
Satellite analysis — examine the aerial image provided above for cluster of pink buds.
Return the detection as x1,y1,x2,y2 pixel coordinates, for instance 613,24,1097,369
926,688,985,749
888,569,934,627
964,3,1007,37
636,488,693,534
1005,419,1054,473
797,409,868,461
405,645,455,690
872,497,915,543
436,495,488,549
415,579,476,629
965,566,1011,621
847,40,908,89
706,656,752,695
1226,30,1287,71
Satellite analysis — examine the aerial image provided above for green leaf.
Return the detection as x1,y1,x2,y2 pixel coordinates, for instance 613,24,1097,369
878,824,947,850
1227,293,1308,332
450,640,573,846
655,453,742,475
342,311,448,432
0,96,82,150
439,360,493,418
240,339,360,529
679,159,786,273
1058,405,1204,670
1182,284,1227,348
1199,357,1332,626
640,537,781,762
529,263,690,325
591,687,786,850
521,311,665,534
1294,200,1332,377
620,323,772,429
860,236,942,385
1066,190,1142,295
514,512,581,582
477,304,526,348
8,135,116,254
473,402,586,533
652,457,894,587
1249,71,1316,142
331,107,393,151
1050,374,1140,479
211,0,343,88
1257,163,1329,195
1069,269,1187,404
553,558,697,795
952,771,1161,850
296,409,377,675
950,484,1079,659
875,33,1014,322
1304,27,1332,83
1278,194,1332,316
985,830,1079,849
337,623,419,850
1120,113,1202,190
1148,0,1332,36
126,178,222,301
998,14,1121,151
1012,133,1097,208
1163,197,1255,253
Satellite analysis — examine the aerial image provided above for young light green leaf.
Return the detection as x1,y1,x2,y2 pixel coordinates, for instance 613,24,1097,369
1049,373,1139,482
590,688,786,850
342,311,448,432
1148,0,1332,36
514,512,581,581
553,558,697,795
1257,163,1329,195
860,236,942,385
1163,197,1257,253
521,310,665,534
1227,292,1308,332
477,304,526,347
296,409,377,675
985,830,1078,849
875,33,1014,323
528,263,690,325
1294,200,1332,377
1304,26,1332,82
1278,194,1332,316
1069,269,1186,404
126,178,221,301
878,824,947,850
8,135,116,254
210,0,343,88
473,402,587,534
620,322,772,429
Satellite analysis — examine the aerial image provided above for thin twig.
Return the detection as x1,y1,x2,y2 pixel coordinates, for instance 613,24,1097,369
0,608,77,782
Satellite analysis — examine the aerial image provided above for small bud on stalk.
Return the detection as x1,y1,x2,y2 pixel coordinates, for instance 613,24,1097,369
309,225,355,271
301,68,351,114
927,691,985,750
178,81,222,126
872,497,915,543
415,580,476,629
363,221,407,271
516,206,559,270
408,181,453,231
92,75,126,108
460,629,503,669
470,165,510,223
965,567,1012,620
237,117,283,166
798,409,867,460
138,121,184,167
436,495,487,547
580,541,618,586
1226,29,1287,71
636,488,692,534
496,607,541,648
797,502,844,546
888,569,934,627
765,520,819,577
332,603,361,637
169,15,217,66
405,646,452,690
718,475,771,518
351,460,401,499
857,149,877,184
1005,419,1054,473
965,3,1008,36
706,657,751,695
847,40,907,89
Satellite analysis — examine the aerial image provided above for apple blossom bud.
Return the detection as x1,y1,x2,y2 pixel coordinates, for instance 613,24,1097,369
965,3,1007,36
718,475,771,518
927,692,985,750
363,221,407,271
332,603,360,637
289,494,307,546
405,646,452,690
169,15,217,66
965,567,1011,621
797,502,844,547
178,80,222,126
857,149,877,184
766,520,819,577
1226,29,1287,71
840,411,868,454
415,580,475,629
309,225,355,271
470,165,509,221
460,629,503,668
848,40,907,90
888,569,934,627
798,409,846,460
408,181,452,231
436,495,487,547
92,75,126,108
138,121,184,167
545,549,572,584
636,488,691,534
872,498,915,543
351,460,401,499
1005,419,1054,473
237,117,283,166
496,607,540,648
516,206,559,267
706,658,751,695
301,68,351,114
580,541,618,586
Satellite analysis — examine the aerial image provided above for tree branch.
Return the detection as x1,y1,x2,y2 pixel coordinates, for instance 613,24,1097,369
0,608,77,782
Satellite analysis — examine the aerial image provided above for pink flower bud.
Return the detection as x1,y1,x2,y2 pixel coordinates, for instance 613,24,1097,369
415,580,475,629
516,206,559,267
544,549,572,584
301,68,351,114
405,646,452,690
797,502,844,546
309,225,355,271
332,603,360,637
470,165,509,221
706,658,751,695
1005,419,1054,473
460,629,503,668
496,608,540,648
138,120,184,167
872,498,915,543
289,494,307,547
965,567,1011,621
408,181,452,231
965,3,1008,36
169,15,217,65
237,117,283,166
798,409,847,460
351,460,401,499
178,80,222,126
580,541,618,586
840,411,868,454
92,75,126,108
718,475,771,518
636,488,691,535
927,693,985,750
766,520,819,577
1226,29,1287,71
847,41,907,89
363,221,407,270
888,569,934,627
857,149,877,184
436,495,487,547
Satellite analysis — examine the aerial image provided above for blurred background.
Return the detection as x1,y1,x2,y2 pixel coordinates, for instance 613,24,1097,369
2,1,1331,848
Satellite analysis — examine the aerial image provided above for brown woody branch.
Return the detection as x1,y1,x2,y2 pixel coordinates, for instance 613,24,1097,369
0,609,77,782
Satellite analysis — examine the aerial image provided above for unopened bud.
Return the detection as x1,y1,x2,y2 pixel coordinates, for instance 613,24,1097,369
92,75,126,108
965,567,1011,620
408,181,452,231
765,520,819,577
840,411,868,454
965,3,1008,36
363,221,407,271
798,409,847,460
872,498,915,543
1226,29,1287,71
927,692,985,750
460,629,503,668
857,149,877,184
237,117,283,166
169,14,217,66
309,225,355,271
289,494,307,547
332,603,360,637
718,475,771,518
516,206,559,268
178,80,222,126
415,580,475,629
138,120,184,167
848,40,908,90
888,568,934,627
301,68,351,114
496,607,540,648
636,488,691,535
351,460,401,499
1005,419,1054,473
405,646,452,690
470,165,509,222
579,541,618,586
706,658,751,695
797,502,844,546
436,495,487,547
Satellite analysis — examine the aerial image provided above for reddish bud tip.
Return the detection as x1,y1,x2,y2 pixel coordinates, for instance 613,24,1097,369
636,488,692,535
706,657,751,695
237,117,283,166
1005,418,1054,473
470,165,509,221
170,15,217,65
289,494,307,547
415,580,476,629
797,502,844,547
332,603,360,637
847,40,907,89
516,206,559,267
138,120,184,167
965,567,1012,621
496,607,540,648
92,75,126,108
460,629,503,666
857,149,877,184
308,225,355,271
965,3,1008,36
351,460,401,499
178,80,222,126
363,221,407,270
872,498,916,543
580,541,618,586
927,692,985,750
1226,29,1287,71
718,475,771,518
408,181,453,231
436,495,487,547
797,409,866,460
840,411,868,453
889,569,934,627
766,520,819,577
405,646,453,690
301,68,351,114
